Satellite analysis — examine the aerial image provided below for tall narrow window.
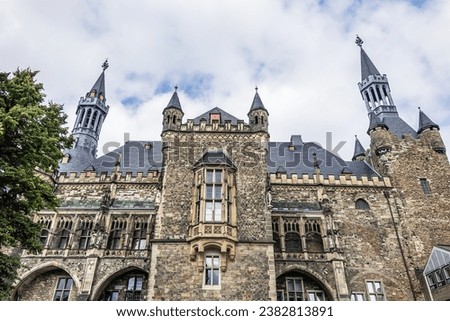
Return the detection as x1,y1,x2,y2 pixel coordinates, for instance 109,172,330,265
108,219,126,250
126,276,143,301
366,281,385,301
57,230,70,249
131,222,148,250
204,253,220,286
40,230,49,247
419,178,431,195
286,278,303,301
53,277,73,301
205,169,222,222
78,221,93,250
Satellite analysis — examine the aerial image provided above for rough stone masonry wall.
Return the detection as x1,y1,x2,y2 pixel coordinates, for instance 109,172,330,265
270,184,414,300
151,130,273,300
157,131,271,241
150,243,272,300
378,136,450,297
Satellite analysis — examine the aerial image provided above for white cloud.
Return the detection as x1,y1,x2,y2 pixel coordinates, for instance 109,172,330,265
1,0,450,160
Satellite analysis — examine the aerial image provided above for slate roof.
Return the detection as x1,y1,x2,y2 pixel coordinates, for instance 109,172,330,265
90,70,106,100
193,150,235,169
248,91,267,113
192,107,244,125
59,141,163,175
418,109,440,134
165,91,182,110
381,115,417,138
267,139,380,179
360,48,381,80
352,136,366,161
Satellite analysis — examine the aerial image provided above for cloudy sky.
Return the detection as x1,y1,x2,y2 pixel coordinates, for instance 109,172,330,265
2,0,450,160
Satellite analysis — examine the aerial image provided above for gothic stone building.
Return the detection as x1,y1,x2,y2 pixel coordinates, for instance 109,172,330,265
11,44,450,301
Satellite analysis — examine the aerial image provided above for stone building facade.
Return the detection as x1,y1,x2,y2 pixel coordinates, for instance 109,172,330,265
10,43,450,301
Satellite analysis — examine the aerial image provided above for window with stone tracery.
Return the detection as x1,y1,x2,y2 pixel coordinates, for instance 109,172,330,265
272,216,325,253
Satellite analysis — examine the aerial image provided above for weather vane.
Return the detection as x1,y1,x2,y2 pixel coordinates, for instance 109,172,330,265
355,35,364,47
102,59,109,71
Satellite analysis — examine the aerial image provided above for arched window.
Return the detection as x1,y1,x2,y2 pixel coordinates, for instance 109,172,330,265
355,198,370,210
83,109,92,127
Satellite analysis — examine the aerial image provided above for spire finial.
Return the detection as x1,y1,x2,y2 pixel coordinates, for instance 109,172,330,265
174,85,178,92
255,85,258,93
102,59,109,71
418,106,421,111
355,34,364,47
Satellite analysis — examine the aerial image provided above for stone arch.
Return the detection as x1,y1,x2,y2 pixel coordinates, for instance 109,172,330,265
276,265,336,301
91,265,148,301
13,261,81,300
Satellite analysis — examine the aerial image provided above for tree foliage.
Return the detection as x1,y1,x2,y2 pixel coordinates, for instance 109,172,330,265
0,69,73,299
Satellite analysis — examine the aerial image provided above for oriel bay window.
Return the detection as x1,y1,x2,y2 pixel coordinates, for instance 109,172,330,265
193,166,235,225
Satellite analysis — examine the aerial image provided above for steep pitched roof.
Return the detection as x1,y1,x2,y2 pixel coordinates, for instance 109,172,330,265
352,136,366,161
90,70,106,100
166,90,182,110
361,48,381,80
248,90,267,114
418,108,440,134
193,107,244,125
367,112,388,134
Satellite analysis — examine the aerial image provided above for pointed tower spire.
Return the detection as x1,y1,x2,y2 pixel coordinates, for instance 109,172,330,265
60,60,110,172
162,86,184,131
249,86,267,113
367,112,388,134
88,59,108,102
417,107,440,134
166,85,182,110
352,135,366,161
357,36,416,138
248,87,269,132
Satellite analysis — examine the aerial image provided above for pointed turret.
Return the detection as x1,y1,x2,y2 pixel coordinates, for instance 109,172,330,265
162,86,184,131
248,87,269,132
60,60,110,172
417,107,446,154
356,35,416,138
418,107,440,134
367,112,388,134
352,136,366,161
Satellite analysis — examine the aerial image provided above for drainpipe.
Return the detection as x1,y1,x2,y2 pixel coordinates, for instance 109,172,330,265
383,190,417,300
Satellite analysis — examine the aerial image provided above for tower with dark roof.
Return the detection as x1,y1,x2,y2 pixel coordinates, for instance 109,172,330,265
248,87,269,132
417,107,446,154
352,136,366,161
60,60,110,171
162,87,184,131
357,39,416,139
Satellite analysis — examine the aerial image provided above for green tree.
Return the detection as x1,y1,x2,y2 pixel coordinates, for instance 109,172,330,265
0,69,73,300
